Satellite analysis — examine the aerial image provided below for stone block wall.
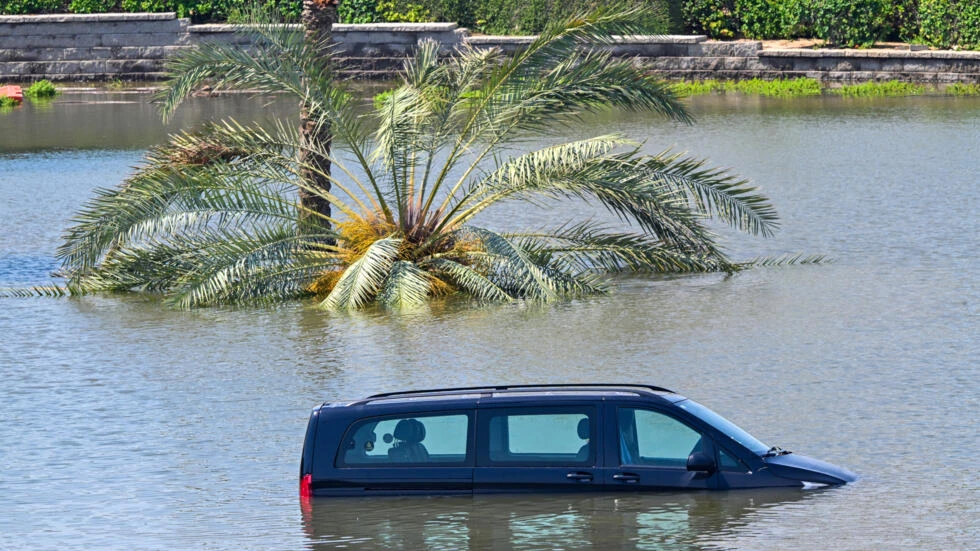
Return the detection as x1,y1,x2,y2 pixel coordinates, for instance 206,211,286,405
0,13,185,81
1,13,978,84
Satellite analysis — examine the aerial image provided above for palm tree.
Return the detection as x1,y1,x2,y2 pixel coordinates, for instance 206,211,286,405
56,8,791,310
298,0,338,232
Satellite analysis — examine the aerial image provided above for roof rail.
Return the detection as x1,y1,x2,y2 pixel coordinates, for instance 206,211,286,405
366,383,674,400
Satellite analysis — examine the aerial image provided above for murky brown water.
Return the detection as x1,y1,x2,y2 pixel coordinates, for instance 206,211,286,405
1,92,977,550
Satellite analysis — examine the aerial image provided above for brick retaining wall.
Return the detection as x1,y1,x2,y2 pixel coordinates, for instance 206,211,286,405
1,13,978,84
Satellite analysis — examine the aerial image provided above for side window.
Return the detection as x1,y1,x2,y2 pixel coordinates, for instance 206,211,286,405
618,408,704,468
719,448,750,473
339,413,470,466
485,408,594,465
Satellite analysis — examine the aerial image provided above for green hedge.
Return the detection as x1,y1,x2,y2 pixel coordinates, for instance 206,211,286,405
682,0,980,49
1,0,66,14
0,0,300,21
371,0,674,34
0,0,673,33
3,0,979,48
918,0,980,49
811,0,891,47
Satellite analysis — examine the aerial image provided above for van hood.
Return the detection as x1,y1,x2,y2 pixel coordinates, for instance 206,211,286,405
763,453,857,486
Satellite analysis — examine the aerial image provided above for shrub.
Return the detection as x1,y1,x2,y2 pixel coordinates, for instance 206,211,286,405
736,0,789,39
0,95,19,108
416,0,474,27
886,0,919,42
0,0,66,14
378,0,431,22
682,0,738,38
811,0,890,47
338,0,381,23
227,1,301,21
25,79,58,98
68,0,116,12
475,1,671,35
777,0,819,38
919,0,980,49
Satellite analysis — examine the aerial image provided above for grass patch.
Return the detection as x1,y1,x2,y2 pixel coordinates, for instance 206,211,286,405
673,78,980,98
830,80,926,97
732,78,823,97
945,83,980,96
673,78,822,97
672,80,727,96
0,95,18,108
24,79,58,99
373,89,394,110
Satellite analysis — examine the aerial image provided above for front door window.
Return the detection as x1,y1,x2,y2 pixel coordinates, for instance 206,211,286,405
618,408,704,468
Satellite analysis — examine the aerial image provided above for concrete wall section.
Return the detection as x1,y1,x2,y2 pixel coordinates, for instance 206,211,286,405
0,13,978,83
0,13,185,81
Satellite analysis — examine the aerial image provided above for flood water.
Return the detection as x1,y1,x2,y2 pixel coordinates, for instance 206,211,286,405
1,92,977,550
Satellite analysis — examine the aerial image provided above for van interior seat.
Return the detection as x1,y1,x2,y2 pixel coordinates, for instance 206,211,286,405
576,417,590,461
389,418,429,462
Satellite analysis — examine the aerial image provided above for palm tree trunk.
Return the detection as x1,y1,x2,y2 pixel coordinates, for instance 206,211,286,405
298,0,337,234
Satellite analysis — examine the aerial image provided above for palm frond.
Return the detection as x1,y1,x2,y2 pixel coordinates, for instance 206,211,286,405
447,139,724,258
452,226,601,301
421,257,513,302
376,260,431,309
637,151,781,237
155,6,332,120
739,253,830,268
320,237,402,310
164,224,333,308
0,285,70,298
420,7,691,216
447,134,636,225
510,221,735,274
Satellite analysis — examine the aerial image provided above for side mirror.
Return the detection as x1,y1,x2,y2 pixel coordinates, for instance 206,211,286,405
687,451,717,474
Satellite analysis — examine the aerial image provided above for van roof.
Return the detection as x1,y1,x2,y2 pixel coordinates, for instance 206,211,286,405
337,383,680,407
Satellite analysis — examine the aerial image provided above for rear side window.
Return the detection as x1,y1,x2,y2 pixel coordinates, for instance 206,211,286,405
338,413,471,467
483,407,595,466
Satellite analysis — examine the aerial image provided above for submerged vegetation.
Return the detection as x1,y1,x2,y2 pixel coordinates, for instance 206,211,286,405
672,78,822,98
673,78,980,98
24,79,58,99
830,81,926,97
945,83,980,96
54,8,796,311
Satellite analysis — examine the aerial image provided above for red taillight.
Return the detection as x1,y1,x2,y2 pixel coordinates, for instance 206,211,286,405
300,473,313,499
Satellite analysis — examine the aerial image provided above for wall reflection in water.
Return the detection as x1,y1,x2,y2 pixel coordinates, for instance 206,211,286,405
301,489,823,550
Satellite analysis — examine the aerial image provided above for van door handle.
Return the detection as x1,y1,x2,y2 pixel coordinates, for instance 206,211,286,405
613,472,640,483
566,472,593,482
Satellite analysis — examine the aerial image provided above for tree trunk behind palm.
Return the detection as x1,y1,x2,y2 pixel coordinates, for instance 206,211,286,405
298,0,337,233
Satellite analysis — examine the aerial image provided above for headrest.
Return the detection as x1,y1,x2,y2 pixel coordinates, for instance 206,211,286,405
577,417,590,439
393,418,426,443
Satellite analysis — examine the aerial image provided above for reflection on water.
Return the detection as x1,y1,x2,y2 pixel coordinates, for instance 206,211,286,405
302,490,818,550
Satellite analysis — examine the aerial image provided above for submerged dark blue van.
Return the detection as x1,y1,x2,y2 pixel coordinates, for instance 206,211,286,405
300,384,855,497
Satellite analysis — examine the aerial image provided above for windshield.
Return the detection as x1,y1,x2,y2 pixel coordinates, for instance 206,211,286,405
677,399,770,455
